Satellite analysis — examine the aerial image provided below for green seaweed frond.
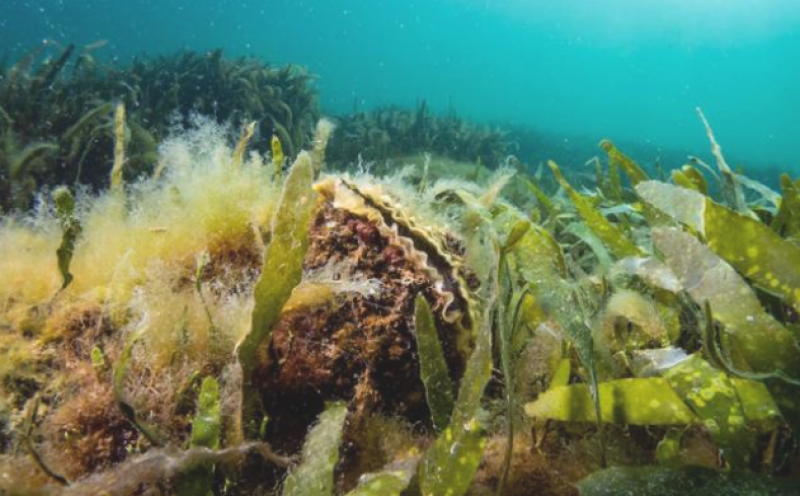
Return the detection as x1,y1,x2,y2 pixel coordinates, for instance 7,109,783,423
599,139,649,186
549,159,641,259
53,186,81,290
110,102,126,192
237,150,317,435
413,294,455,432
281,402,348,496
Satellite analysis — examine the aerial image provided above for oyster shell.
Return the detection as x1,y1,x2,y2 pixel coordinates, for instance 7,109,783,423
256,176,475,430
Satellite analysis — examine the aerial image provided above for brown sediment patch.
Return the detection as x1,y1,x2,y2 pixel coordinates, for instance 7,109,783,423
43,301,116,365
43,371,139,479
472,435,581,496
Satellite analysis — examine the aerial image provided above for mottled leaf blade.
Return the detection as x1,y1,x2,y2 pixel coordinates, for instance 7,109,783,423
524,378,696,425
419,419,486,496
177,378,222,496
652,227,800,378
663,356,754,469
639,181,800,312
703,198,800,311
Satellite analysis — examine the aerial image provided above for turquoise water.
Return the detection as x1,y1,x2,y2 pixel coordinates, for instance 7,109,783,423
3,0,799,170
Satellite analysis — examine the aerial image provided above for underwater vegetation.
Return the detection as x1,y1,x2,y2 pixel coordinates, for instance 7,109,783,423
327,101,510,170
0,43,800,496
0,41,318,211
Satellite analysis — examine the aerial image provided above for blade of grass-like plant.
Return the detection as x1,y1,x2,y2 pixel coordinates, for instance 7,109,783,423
413,294,455,432
236,151,316,435
662,356,755,469
599,139,649,186
419,209,499,496
282,402,348,496
549,160,641,259
177,377,222,496
651,226,800,378
110,102,126,192
344,453,420,496
525,378,696,425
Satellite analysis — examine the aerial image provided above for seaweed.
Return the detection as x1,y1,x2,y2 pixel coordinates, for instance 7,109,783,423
525,364,778,425
22,397,70,486
639,181,800,312
236,151,317,433
524,177,559,221
109,103,126,192
113,329,164,447
413,294,455,432
771,174,800,240
327,101,509,168
281,402,348,496
599,139,649,186
312,119,336,175
703,302,800,388
651,227,800,377
419,203,499,496
272,133,286,179
232,121,257,168
495,225,535,493
662,356,754,469
671,165,708,194
53,187,81,290
695,108,752,217
0,46,319,209
343,453,420,496
656,428,685,466
177,377,221,496
190,378,222,450
549,160,641,259
8,142,59,179
524,378,696,425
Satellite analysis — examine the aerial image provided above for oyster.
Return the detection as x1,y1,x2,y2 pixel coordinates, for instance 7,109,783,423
255,176,475,430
